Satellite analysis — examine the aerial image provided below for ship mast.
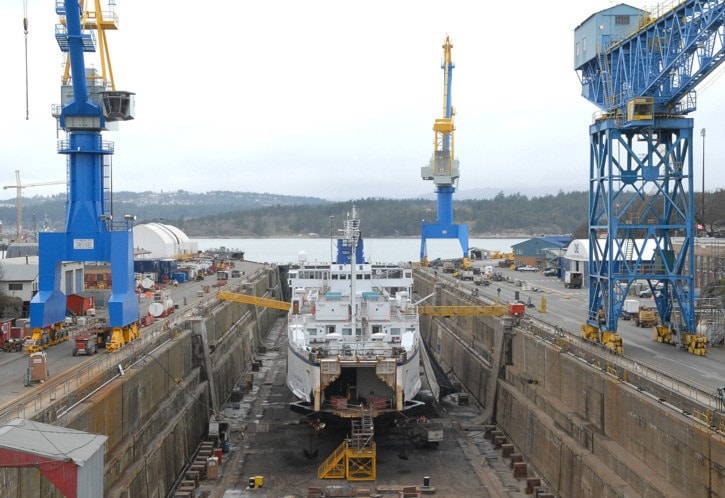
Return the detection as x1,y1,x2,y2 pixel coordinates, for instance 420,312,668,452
346,207,361,331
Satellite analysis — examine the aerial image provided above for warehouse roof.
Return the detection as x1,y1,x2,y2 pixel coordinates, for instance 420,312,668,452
0,418,106,465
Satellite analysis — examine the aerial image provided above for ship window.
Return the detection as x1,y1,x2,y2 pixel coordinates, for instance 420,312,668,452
307,328,317,336
342,328,352,336
356,274,363,280
356,328,362,336
391,328,401,336
326,325,335,334
332,274,338,280
364,274,371,279
372,325,381,334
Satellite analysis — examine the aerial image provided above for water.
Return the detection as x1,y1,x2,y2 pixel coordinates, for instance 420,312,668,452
191,237,526,264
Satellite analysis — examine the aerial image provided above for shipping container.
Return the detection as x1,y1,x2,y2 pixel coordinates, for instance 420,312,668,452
171,272,188,284
158,259,178,281
134,259,160,274
67,294,95,316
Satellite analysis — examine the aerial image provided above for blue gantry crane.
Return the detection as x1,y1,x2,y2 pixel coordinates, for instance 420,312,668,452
574,1,725,354
29,0,138,351
420,36,469,266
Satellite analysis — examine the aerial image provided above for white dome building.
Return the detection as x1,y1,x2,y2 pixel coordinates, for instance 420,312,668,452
133,223,198,259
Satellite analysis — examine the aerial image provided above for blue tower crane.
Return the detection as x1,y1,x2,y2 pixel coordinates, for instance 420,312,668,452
420,36,469,266
30,0,138,350
574,1,725,354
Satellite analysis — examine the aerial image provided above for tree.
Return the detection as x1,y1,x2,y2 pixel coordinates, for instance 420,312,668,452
0,266,23,319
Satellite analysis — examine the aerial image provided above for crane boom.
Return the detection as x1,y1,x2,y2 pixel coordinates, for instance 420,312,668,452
217,291,291,312
2,170,64,239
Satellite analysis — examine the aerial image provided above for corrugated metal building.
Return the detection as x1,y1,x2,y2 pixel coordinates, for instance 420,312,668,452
574,4,645,70
512,236,572,269
0,418,107,497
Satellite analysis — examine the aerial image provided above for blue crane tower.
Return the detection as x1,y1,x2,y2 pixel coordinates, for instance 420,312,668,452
574,1,725,354
420,36,469,266
30,0,138,350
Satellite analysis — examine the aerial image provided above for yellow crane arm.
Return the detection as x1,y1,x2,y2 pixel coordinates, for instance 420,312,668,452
418,305,510,317
216,291,290,312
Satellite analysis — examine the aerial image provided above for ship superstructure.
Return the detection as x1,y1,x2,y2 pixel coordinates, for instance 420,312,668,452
286,207,423,419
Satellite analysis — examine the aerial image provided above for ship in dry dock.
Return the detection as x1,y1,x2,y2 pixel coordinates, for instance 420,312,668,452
285,206,424,419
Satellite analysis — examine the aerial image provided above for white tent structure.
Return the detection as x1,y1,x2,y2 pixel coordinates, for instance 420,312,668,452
133,223,198,259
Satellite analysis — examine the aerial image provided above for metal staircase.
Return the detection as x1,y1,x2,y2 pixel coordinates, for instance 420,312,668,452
318,410,377,481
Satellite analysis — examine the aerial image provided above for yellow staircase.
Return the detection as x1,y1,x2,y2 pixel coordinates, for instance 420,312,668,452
318,411,377,481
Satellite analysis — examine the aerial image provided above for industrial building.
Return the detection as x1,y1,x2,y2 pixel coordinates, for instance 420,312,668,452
511,236,571,269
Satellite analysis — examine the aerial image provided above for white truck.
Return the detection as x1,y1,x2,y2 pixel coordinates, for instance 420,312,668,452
620,299,640,320
564,271,583,289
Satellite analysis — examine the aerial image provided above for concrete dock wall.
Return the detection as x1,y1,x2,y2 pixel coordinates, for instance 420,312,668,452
414,269,724,498
0,265,282,497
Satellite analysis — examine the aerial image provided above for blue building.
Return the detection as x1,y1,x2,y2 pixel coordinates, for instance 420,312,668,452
512,237,572,270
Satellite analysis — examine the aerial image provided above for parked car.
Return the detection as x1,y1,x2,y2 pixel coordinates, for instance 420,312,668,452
517,265,538,272
543,268,558,276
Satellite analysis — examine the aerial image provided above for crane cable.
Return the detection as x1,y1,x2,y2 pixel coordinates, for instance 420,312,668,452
23,0,29,120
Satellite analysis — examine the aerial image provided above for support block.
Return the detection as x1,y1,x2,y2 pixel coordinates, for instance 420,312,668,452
513,462,528,478
501,443,514,458
525,477,541,494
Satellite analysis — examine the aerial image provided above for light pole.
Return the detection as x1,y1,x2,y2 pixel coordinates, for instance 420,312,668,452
700,128,706,232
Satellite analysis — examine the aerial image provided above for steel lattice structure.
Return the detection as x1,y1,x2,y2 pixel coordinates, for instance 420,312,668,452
575,1,725,337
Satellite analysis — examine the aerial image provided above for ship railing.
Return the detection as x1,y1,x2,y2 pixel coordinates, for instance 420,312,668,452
321,396,392,413
304,342,407,362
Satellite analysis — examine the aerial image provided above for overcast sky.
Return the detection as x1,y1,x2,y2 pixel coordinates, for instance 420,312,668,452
1,1,723,202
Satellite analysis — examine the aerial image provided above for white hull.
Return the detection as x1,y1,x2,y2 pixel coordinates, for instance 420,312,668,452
285,207,423,418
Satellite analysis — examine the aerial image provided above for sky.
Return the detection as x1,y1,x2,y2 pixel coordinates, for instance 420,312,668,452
1,1,724,202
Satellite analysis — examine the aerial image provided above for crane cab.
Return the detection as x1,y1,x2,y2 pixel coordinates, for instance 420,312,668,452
626,96,653,124
102,91,135,121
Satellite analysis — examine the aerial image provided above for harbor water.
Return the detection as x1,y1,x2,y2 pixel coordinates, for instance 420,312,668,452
192,237,526,265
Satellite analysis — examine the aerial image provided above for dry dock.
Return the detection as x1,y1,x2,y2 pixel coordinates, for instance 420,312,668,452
0,262,722,497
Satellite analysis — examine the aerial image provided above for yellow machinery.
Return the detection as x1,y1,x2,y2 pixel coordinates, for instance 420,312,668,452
23,329,47,354
106,323,140,353
635,307,658,328
653,325,676,345
24,324,68,354
684,333,707,356
581,324,623,354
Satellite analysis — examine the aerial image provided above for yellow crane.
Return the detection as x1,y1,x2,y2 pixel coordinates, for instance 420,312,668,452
217,291,523,319
2,170,65,239
216,290,291,311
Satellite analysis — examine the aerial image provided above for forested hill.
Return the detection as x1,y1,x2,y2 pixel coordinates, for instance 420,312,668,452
0,189,590,237
175,191,590,237
5,188,723,237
